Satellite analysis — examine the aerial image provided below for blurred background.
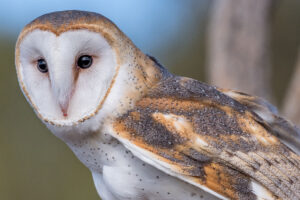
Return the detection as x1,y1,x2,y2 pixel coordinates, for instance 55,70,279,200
0,0,299,199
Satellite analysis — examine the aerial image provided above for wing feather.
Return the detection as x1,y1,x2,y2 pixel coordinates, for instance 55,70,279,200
219,89,300,154
112,77,300,200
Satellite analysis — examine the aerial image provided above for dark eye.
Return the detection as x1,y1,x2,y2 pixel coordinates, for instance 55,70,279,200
77,55,93,69
37,59,48,73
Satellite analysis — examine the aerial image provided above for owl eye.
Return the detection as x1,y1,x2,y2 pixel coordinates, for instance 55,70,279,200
77,55,93,69
37,59,48,73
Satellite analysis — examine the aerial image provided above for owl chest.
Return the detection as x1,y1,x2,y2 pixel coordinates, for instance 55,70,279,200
68,136,217,200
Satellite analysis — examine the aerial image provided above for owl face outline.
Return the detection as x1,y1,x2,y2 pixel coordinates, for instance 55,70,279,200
16,27,119,126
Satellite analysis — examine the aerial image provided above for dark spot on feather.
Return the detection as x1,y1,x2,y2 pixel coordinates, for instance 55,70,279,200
264,159,272,166
120,109,183,148
181,154,209,180
254,161,261,169
227,151,234,157
234,91,252,97
225,167,256,200
276,178,282,186
188,148,212,163
159,150,209,181
147,54,171,78
159,152,183,163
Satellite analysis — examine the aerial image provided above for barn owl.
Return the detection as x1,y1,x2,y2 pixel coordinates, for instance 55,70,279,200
15,10,300,200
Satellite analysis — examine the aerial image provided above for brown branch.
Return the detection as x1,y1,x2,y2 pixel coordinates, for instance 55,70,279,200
207,0,273,101
282,50,300,125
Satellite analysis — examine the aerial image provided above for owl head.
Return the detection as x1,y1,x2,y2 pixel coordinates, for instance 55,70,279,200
15,10,161,131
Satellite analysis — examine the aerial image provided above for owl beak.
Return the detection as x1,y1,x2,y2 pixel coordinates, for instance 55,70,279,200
48,64,73,118
53,87,72,118
57,88,73,118
52,86,72,118
59,101,69,117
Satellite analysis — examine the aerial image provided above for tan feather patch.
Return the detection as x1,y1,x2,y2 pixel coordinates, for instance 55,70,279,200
113,77,300,199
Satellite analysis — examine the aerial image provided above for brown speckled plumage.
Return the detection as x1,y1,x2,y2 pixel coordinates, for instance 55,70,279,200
114,76,300,199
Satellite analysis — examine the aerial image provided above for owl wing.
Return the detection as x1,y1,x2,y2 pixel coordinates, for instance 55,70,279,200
218,88,300,155
112,76,300,200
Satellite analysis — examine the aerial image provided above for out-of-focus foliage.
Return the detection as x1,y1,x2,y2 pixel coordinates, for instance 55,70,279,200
272,0,300,105
0,0,299,199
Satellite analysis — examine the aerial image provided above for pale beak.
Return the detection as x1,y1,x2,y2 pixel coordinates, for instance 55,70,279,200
56,88,73,118
59,101,69,117
49,64,74,118
47,50,75,118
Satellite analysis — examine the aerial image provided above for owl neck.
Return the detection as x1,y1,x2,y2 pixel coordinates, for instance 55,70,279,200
127,53,171,92
110,52,172,114
103,51,172,117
